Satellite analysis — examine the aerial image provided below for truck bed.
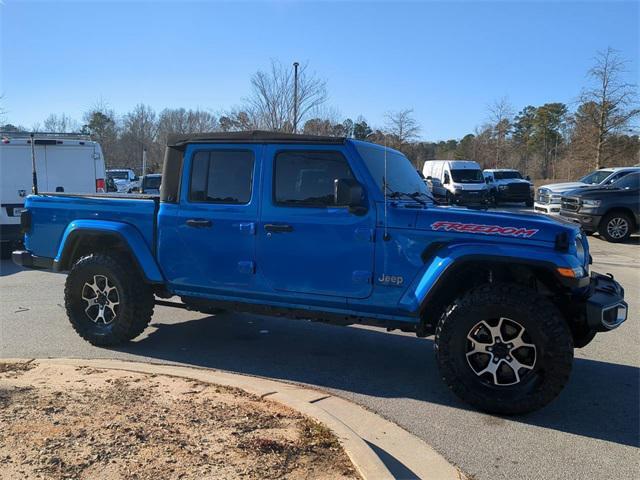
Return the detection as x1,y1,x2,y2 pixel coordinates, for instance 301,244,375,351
25,193,158,259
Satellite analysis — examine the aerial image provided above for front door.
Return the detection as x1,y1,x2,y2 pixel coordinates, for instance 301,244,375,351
257,146,375,299
169,144,261,294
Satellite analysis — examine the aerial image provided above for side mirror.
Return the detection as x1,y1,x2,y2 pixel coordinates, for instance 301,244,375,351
426,176,432,180
485,177,490,184
443,176,450,185
526,175,531,181
334,178,367,215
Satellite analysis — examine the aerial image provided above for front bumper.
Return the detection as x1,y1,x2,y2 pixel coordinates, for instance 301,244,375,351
584,272,627,331
559,210,601,232
452,190,488,205
534,202,561,215
12,250,54,270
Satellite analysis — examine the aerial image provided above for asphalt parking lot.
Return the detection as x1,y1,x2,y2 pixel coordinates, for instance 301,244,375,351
1,228,638,480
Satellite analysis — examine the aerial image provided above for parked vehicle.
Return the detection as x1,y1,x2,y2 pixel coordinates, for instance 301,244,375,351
424,176,448,203
138,174,162,195
0,131,106,259
13,131,627,415
483,169,534,206
560,172,640,242
422,160,489,205
106,168,139,193
534,167,640,215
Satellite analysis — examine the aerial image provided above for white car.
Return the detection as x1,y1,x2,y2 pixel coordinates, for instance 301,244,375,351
534,167,640,215
0,131,106,258
106,168,140,193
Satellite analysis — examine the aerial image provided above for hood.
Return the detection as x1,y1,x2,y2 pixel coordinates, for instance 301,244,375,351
494,178,531,186
378,202,578,244
563,185,619,198
538,181,586,193
417,207,577,244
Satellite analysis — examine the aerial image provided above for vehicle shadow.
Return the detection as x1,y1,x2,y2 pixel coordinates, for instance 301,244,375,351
113,312,639,448
0,259,23,277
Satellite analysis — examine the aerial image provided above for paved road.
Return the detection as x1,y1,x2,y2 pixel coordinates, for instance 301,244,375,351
1,234,638,480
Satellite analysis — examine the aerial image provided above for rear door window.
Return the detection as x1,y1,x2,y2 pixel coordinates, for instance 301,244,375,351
189,150,254,204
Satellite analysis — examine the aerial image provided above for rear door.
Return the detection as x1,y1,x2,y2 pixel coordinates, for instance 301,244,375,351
257,145,375,299
164,144,261,293
0,143,46,226
45,144,97,193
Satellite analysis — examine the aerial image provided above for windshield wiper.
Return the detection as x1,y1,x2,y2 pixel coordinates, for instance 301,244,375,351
387,188,428,206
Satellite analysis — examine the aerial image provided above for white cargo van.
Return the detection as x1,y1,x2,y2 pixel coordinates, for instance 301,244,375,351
422,160,489,205
0,132,106,258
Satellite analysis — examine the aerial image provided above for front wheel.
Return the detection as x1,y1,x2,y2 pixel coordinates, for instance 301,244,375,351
435,283,573,415
65,254,154,346
599,211,633,243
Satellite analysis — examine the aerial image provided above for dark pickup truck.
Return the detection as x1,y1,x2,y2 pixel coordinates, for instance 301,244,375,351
560,171,640,242
13,131,628,415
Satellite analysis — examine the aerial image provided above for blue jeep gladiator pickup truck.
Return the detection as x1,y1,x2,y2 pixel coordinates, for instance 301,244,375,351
13,131,627,414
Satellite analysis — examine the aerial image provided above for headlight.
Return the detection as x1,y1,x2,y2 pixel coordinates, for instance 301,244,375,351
499,185,508,190
582,199,601,208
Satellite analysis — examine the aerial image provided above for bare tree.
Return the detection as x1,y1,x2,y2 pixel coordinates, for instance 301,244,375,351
384,109,420,145
43,113,79,133
487,97,514,168
580,47,639,169
246,60,327,132
156,108,219,146
118,104,159,172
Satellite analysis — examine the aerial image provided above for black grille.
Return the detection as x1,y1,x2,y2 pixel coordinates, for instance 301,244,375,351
507,183,530,195
561,197,580,212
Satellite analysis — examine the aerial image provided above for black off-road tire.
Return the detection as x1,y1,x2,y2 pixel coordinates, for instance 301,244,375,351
65,254,154,346
435,283,573,415
598,211,634,243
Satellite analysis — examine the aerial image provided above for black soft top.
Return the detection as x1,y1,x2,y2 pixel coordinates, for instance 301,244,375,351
167,130,346,148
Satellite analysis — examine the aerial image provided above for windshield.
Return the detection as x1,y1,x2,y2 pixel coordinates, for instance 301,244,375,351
144,176,161,189
451,169,483,183
493,171,522,180
108,171,128,180
579,170,614,185
355,143,430,198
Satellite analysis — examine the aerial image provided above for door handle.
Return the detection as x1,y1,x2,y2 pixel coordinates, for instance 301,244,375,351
186,219,212,228
264,224,294,233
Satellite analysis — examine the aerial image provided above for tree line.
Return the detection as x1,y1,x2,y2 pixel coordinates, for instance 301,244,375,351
1,48,638,179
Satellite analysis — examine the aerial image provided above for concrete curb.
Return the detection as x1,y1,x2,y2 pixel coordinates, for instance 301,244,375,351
4,358,462,480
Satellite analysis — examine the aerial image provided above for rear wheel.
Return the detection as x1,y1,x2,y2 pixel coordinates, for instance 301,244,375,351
599,211,633,243
435,283,573,415
65,254,154,346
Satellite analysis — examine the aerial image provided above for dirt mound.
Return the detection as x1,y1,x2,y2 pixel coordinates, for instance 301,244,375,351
0,362,358,480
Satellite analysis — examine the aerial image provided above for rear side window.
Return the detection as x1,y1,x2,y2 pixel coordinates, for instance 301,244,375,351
274,151,354,207
189,150,254,204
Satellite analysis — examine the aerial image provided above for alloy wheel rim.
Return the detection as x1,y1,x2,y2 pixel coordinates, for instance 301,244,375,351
606,217,628,239
82,275,119,325
465,317,537,386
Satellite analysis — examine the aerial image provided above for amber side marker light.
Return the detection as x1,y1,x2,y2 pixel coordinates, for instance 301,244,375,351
557,267,576,278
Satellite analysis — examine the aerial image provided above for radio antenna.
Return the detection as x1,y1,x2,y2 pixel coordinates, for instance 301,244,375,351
383,136,390,241
30,133,39,195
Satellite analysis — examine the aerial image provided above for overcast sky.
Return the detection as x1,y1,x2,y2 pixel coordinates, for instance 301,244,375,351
1,0,638,140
